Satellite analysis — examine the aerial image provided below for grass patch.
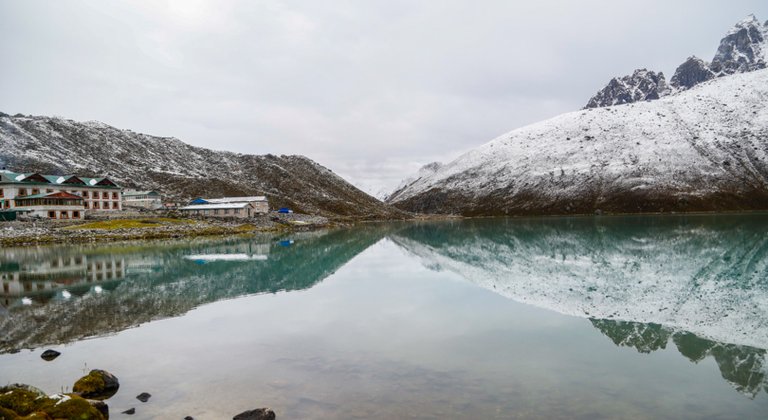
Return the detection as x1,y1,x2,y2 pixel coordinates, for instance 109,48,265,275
64,218,195,231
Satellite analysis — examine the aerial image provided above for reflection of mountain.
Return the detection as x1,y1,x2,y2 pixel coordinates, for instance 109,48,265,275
389,216,768,350
592,319,768,398
0,227,389,353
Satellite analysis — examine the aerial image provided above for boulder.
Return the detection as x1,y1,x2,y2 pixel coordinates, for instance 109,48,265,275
233,408,276,420
72,370,120,400
135,392,151,403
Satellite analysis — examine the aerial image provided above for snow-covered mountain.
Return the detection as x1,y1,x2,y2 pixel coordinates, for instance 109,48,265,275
388,68,768,215
0,114,405,218
586,14,767,108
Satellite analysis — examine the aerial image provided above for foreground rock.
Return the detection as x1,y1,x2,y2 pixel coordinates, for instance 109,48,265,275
73,369,120,400
0,385,106,419
233,408,276,420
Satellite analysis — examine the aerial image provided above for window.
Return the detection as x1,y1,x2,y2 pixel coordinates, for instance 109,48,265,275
48,211,56,219
112,192,118,199
82,191,89,198
47,189,53,193
61,211,69,219
32,189,39,195
0,189,4,198
234,208,241,215
73,211,80,219
112,202,118,209
18,188,26,196
94,202,100,209
102,191,109,199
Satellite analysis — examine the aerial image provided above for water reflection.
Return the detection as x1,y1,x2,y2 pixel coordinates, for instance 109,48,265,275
0,226,389,352
591,319,768,398
2,215,768,403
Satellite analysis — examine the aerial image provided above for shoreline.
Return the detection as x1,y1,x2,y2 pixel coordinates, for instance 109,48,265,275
4,209,768,248
0,213,345,248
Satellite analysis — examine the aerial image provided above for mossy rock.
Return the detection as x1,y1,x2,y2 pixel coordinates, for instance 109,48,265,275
45,395,105,420
72,370,119,400
0,406,21,419
16,412,51,420
0,389,52,416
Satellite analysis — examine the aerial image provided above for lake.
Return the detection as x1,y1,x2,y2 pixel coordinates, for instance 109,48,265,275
1,215,767,419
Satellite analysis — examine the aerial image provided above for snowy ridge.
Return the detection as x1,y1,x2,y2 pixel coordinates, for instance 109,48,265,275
388,69,768,216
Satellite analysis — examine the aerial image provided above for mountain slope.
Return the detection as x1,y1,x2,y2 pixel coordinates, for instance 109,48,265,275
387,69,768,215
0,114,405,219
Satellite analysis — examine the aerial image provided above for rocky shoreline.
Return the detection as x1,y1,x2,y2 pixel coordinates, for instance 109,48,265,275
1,359,276,419
0,213,340,248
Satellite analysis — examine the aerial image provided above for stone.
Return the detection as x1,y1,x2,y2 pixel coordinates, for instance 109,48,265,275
136,392,151,403
122,407,136,415
184,417,194,420
40,349,61,361
233,408,276,420
73,370,120,400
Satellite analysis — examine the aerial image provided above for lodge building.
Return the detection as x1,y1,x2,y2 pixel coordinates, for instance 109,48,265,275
0,170,122,220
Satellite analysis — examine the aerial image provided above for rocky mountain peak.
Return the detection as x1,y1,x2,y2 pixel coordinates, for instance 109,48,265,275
710,14,767,76
584,69,668,109
670,56,715,90
588,14,767,108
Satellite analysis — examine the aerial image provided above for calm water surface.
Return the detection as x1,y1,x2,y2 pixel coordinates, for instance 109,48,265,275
1,215,767,419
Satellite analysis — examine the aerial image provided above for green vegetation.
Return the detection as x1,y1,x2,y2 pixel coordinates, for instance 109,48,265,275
64,217,194,231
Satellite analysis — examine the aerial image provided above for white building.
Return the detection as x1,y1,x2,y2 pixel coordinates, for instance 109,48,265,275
123,190,162,210
178,196,269,218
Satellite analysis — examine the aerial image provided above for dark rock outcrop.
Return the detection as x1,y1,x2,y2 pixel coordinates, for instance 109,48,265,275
669,56,715,89
585,69,668,108
136,392,151,403
710,14,767,76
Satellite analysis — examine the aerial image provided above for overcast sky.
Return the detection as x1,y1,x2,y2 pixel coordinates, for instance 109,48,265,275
1,1,767,195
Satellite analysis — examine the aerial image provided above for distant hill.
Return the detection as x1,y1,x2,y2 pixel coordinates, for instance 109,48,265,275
0,113,406,219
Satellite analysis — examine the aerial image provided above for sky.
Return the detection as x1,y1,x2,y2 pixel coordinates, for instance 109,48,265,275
1,0,767,196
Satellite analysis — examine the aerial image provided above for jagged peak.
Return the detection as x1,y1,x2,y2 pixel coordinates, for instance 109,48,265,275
728,14,761,35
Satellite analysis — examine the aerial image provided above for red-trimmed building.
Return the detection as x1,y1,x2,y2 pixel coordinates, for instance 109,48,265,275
0,170,123,220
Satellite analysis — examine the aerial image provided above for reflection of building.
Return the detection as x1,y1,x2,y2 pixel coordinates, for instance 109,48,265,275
123,190,162,210
0,255,126,307
0,170,122,219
